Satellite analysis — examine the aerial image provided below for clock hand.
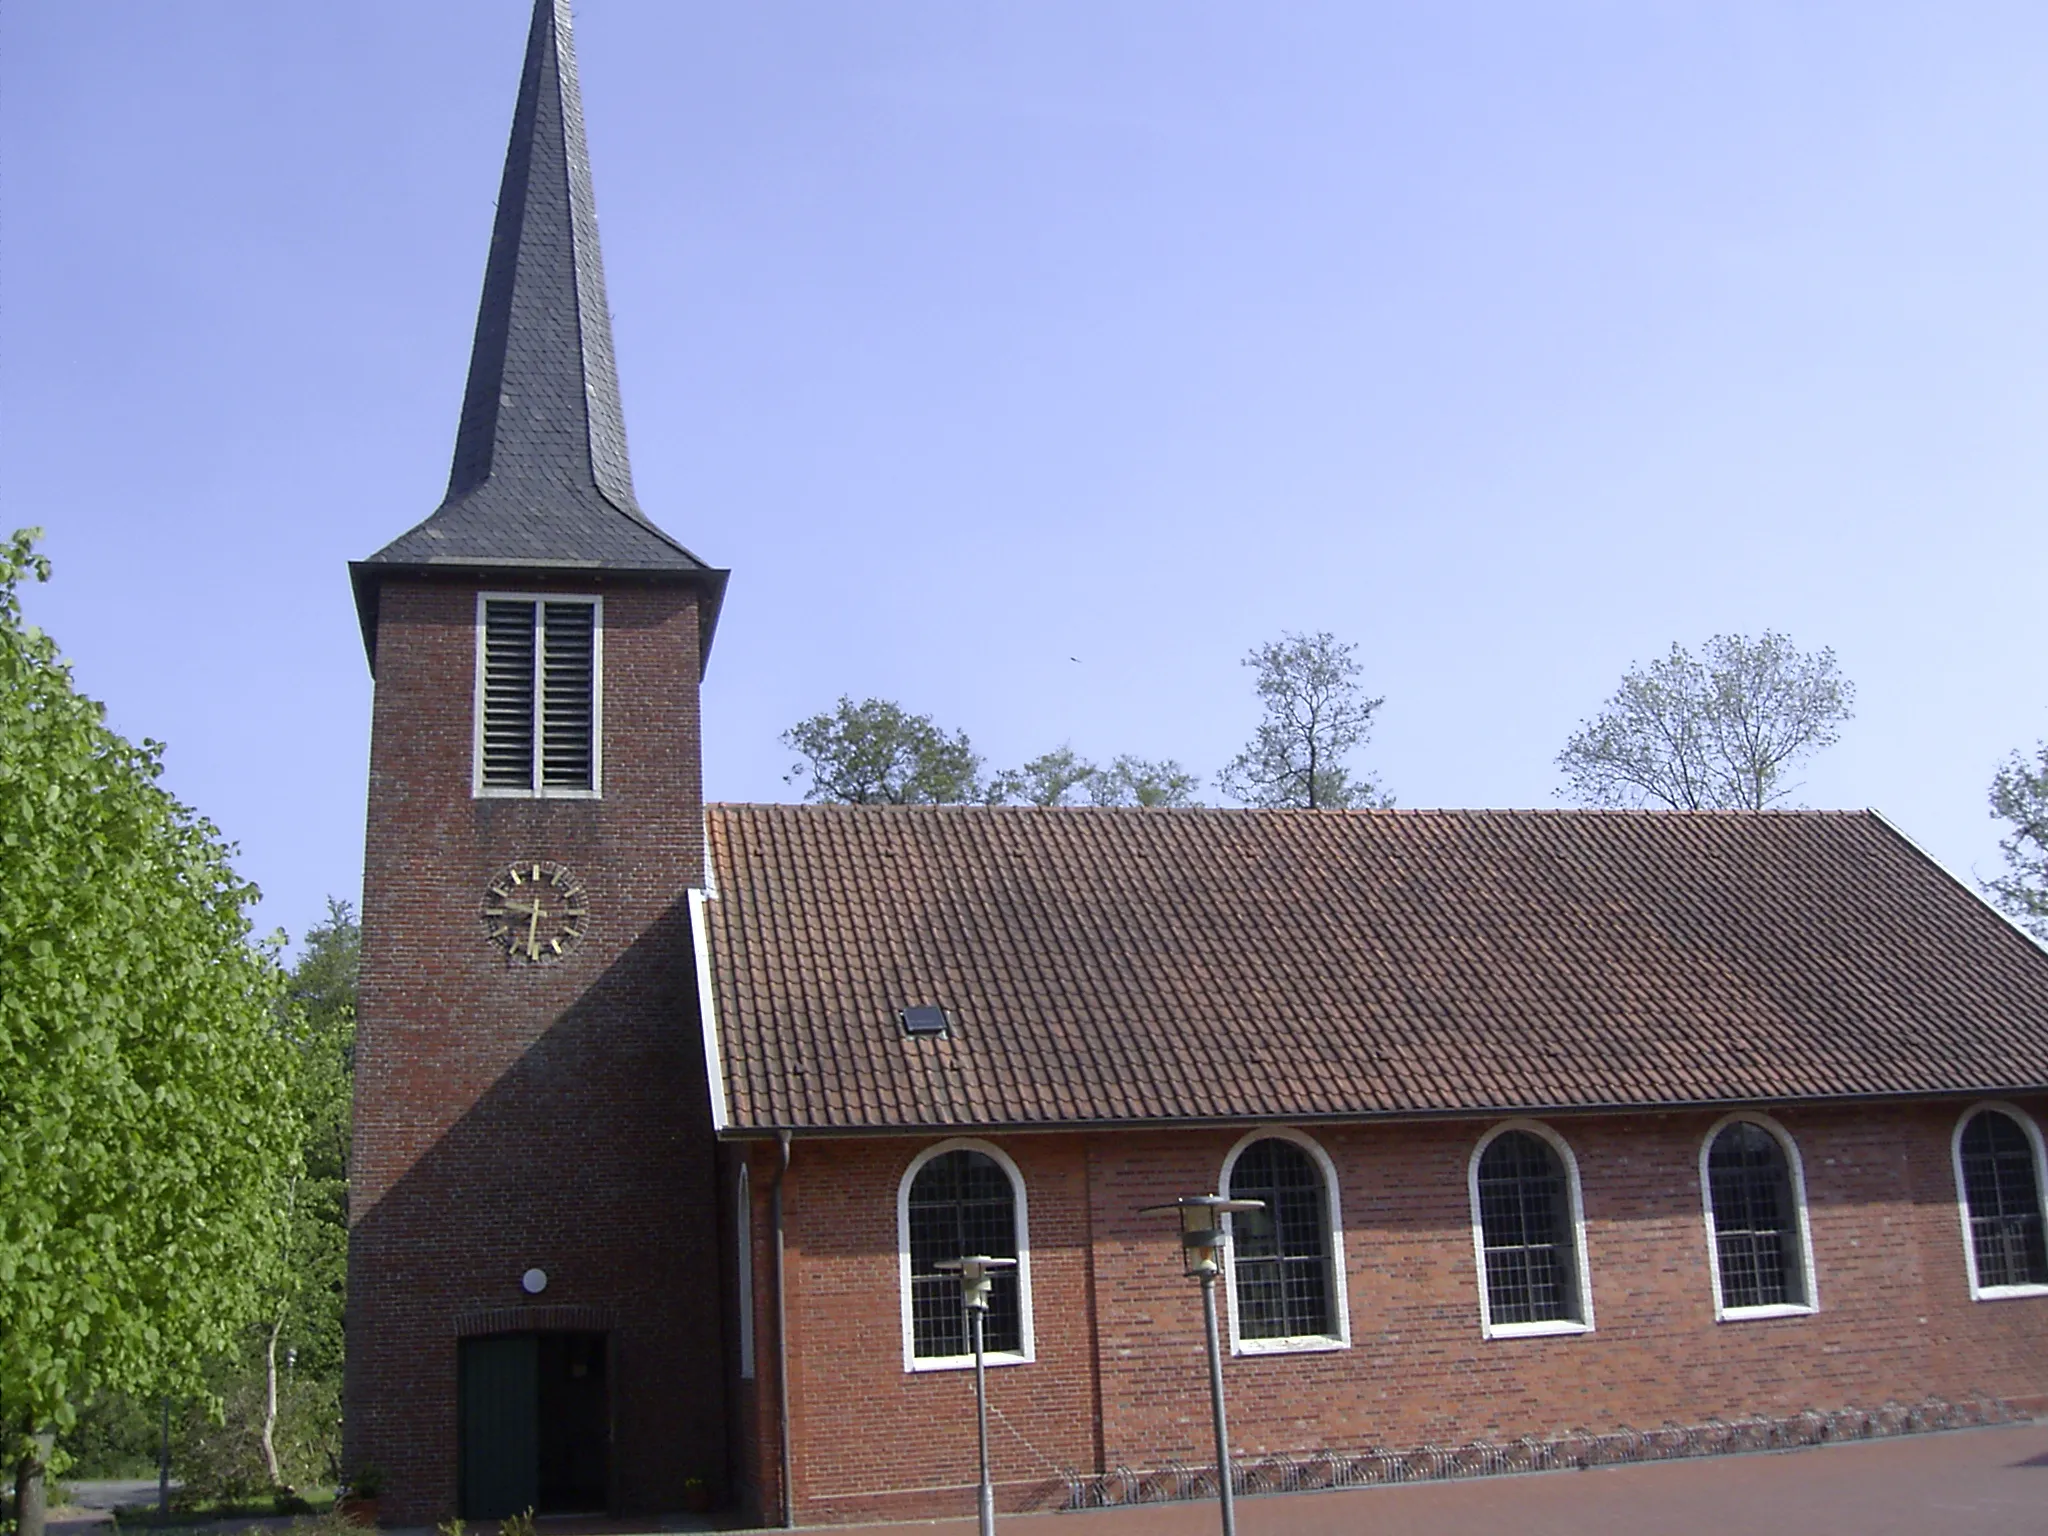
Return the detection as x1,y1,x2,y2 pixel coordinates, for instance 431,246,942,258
526,901,542,959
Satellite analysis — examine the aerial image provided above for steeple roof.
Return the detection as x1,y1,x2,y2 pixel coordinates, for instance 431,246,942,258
352,0,724,668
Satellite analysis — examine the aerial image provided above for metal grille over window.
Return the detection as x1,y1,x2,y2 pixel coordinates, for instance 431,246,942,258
1227,1139,1333,1339
1708,1122,1803,1309
908,1150,1021,1359
1477,1131,1579,1326
479,597,597,794
480,600,538,789
1961,1110,2048,1289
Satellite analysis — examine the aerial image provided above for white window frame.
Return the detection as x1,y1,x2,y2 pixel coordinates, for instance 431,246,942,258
1698,1112,1819,1322
1952,1101,2048,1302
897,1138,1036,1373
1468,1119,1597,1340
736,1163,756,1379
1218,1127,1352,1356
472,590,604,799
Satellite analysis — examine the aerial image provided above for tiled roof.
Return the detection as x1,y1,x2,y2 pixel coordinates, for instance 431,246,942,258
352,0,723,665
700,805,2048,1133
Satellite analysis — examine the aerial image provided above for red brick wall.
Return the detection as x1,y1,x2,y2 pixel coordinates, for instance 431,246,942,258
723,1141,785,1527
345,576,725,1523
768,1101,2048,1523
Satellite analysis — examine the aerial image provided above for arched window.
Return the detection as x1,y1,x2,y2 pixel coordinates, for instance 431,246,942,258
1469,1123,1593,1337
1954,1105,2048,1298
1700,1116,1815,1318
1221,1131,1349,1351
898,1141,1033,1369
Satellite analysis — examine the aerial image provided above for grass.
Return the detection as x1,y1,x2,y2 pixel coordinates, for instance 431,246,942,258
110,1491,336,1529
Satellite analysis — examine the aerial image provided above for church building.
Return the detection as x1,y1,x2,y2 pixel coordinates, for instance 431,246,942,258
346,2,2048,1526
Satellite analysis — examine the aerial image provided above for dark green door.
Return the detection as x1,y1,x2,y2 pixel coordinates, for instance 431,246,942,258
459,1335,538,1519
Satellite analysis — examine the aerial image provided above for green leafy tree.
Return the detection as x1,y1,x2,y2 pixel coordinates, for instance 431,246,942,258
53,907,356,1503
988,746,1097,807
782,697,981,804
1556,631,1854,811
1217,631,1389,809
0,530,302,1536
1088,755,1201,808
256,902,355,1489
1989,742,2048,941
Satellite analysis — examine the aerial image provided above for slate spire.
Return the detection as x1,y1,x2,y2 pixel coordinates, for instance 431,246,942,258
352,0,724,666
446,0,636,515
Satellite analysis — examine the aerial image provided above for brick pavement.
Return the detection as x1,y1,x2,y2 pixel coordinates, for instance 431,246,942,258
353,1421,2048,1535
807,1421,2048,1536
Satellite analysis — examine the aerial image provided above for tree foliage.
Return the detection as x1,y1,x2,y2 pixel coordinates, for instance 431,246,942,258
1087,755,1201,808
1989,742,2048,941
1217,631,1388,809
53,907,356,1502
251,902,356,1489
1556,631,1855,811
986,747,1201,808
988,746,1097,807
782,697,981,805
0,530,302,1524
272,901,355,1386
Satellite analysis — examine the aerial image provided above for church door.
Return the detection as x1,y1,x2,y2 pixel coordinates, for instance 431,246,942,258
459,1332,610,1517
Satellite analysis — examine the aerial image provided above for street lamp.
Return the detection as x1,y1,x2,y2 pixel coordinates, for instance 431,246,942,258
1142,1195,1265,1536
936,1255,1018,1536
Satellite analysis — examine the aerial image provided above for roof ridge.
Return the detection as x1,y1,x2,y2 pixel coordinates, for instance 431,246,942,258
706,802,1873,817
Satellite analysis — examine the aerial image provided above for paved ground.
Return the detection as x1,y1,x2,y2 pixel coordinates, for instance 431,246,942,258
974,1422,2048,1536
56,1424,2048,1535
62,1484,172,1515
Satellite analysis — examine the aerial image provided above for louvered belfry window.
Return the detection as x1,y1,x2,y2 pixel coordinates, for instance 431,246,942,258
478,596,599,794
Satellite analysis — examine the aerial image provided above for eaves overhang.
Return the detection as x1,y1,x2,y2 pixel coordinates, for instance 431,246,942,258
350,557,729,678
709,1081,2048,1142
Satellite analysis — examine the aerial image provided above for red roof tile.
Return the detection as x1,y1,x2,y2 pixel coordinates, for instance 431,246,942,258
699,806,2048,1133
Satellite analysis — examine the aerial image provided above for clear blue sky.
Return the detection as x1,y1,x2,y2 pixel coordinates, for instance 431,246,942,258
5,1,2045,949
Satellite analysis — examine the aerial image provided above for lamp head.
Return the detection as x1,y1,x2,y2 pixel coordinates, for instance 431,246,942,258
1141,1194,1266,1277
936,1254,1017,1310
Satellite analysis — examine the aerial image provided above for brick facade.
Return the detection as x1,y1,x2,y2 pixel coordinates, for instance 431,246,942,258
347,14,2048,1527
740,1101,2048,1524
345,576,725,1524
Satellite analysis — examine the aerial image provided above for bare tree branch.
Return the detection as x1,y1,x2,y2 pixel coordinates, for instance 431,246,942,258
1558,631,1854,811
1218,632,1390,809
1988,742,2048,941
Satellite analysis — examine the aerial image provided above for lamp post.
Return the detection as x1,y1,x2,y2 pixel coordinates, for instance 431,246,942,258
1142,1195,1265,1536
936,1255,1018,1536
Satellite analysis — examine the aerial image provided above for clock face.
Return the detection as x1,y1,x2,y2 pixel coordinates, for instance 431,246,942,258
482,860,590,964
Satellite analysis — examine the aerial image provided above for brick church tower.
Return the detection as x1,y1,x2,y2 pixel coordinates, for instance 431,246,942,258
344,0,729,1520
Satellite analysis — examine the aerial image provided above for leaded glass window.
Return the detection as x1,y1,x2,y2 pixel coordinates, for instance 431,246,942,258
1707,1121,1805,1310
1476,1129,1581,1327
1227,1138,1334,1340
906,1149,1022,1359
1960,1110,2048,1291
